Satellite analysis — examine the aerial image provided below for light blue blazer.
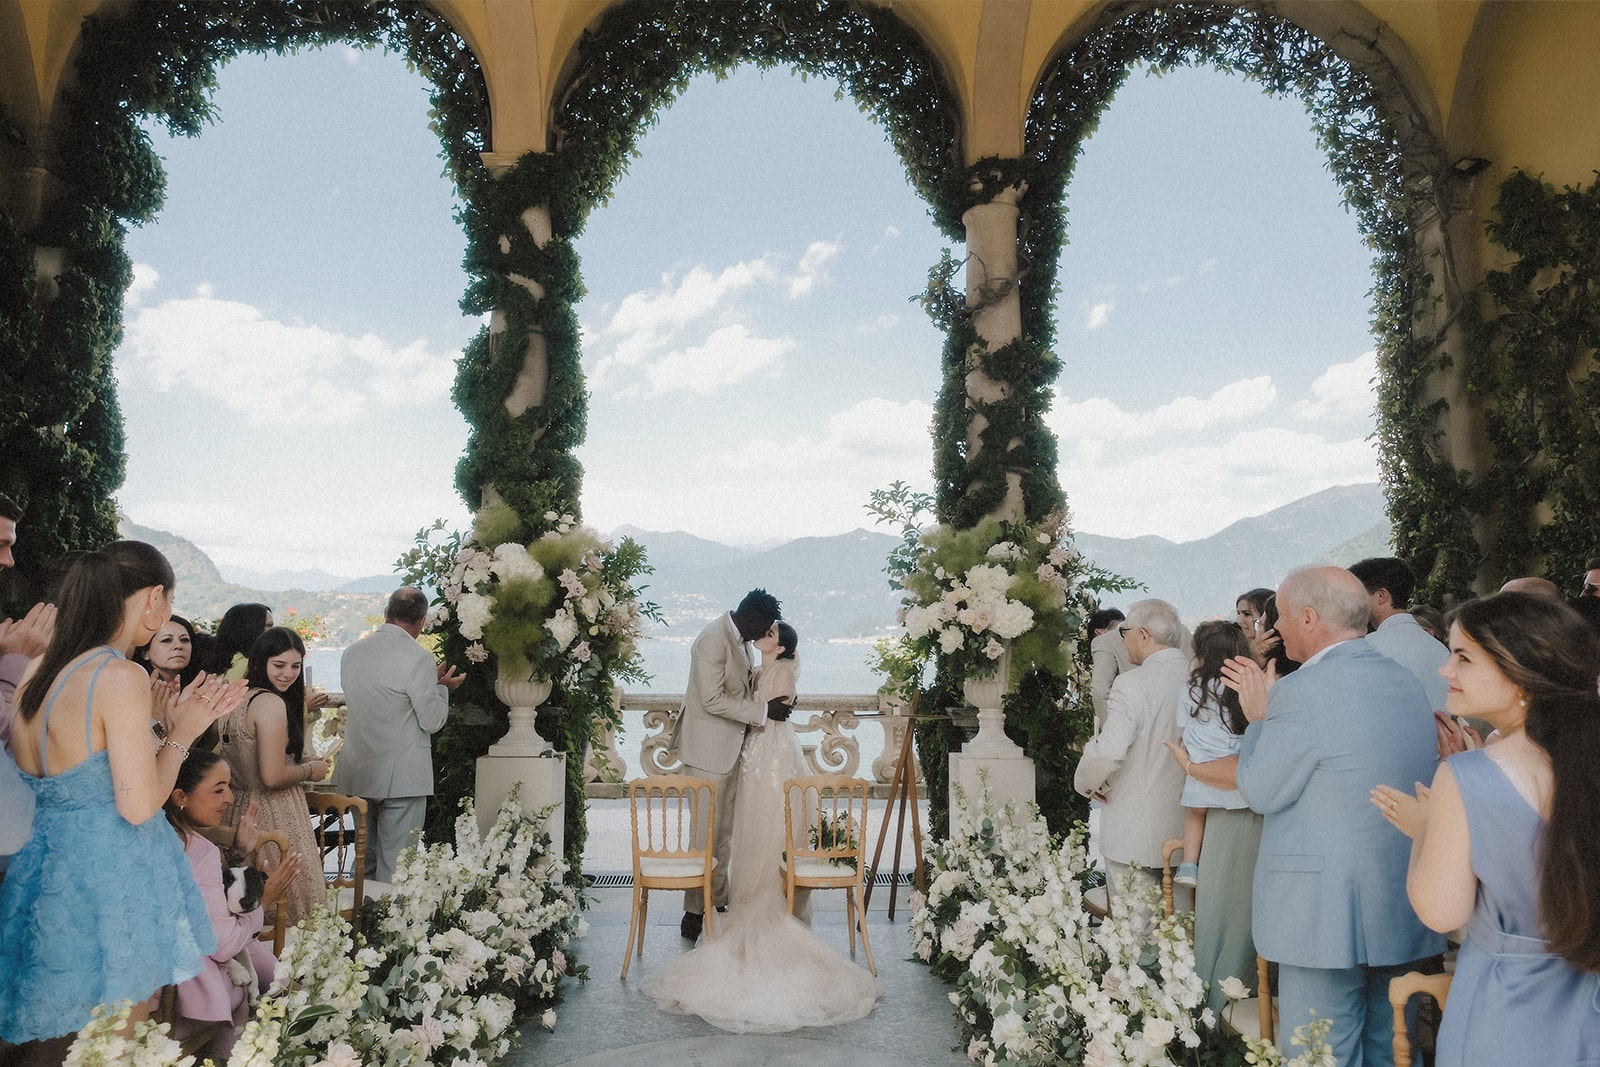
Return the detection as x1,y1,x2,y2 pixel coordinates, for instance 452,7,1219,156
1238,640,1445,969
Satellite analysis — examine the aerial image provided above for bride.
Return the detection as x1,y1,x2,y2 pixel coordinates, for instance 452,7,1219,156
642,622,882,1032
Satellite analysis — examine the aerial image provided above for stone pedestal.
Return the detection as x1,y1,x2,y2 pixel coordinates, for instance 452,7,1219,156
949,748,1036,821
475,751,565,854
949,647,1036,816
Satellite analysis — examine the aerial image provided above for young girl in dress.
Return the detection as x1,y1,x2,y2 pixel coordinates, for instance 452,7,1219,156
218,625,331,926
1172,620,1254,888
0,541,246,1052
165,749,300,1057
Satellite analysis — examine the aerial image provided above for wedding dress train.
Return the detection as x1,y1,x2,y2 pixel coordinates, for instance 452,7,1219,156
641,657,881,1033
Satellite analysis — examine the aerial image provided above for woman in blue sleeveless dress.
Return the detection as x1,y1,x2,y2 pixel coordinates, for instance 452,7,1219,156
0,541,248,1048
1373,592,1600,1066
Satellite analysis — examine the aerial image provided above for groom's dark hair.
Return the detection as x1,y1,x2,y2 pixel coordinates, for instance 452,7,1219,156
734,587,781,628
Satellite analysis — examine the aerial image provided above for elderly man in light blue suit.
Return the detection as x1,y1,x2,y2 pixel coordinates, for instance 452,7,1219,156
1227,566,1443,1067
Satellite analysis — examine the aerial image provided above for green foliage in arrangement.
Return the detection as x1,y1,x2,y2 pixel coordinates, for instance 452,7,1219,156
1468,169,1600,587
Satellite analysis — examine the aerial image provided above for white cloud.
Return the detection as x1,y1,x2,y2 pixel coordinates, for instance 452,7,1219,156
1050,376,1276,441
1045,355,1379,542
626,323,794,397
883,226,901,239
119,292,459,426
581,396,936,543
1293,350,1377,421
1086,301,1114,330
127,263,159,307
1059,426,1378,542
339,45,365,67
787,239,840,298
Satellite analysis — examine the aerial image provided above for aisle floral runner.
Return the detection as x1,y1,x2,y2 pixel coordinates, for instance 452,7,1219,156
908,784,1333,1066
66,789,586,1066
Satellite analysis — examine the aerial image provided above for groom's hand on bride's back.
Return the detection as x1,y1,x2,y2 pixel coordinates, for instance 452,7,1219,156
766,698,793,722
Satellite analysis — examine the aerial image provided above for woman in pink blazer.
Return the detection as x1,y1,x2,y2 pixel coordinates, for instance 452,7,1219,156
164,748,299,1056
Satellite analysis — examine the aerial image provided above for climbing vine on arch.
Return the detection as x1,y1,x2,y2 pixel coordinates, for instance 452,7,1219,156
1021,3,1480,605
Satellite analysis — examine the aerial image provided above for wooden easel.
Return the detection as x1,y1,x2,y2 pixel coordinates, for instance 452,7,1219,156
863,690,928,920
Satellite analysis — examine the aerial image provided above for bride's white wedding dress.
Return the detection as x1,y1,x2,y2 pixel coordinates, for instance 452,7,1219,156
640,654,882,1033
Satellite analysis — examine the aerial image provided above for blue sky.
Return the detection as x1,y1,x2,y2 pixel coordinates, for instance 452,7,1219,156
114,45,1379,578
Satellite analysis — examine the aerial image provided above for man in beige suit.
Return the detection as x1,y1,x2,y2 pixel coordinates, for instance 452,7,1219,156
670,588,790,940
1074,597,1190,921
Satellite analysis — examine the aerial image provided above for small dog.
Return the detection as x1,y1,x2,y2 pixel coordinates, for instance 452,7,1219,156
222,866,267,917
220,866,269,1000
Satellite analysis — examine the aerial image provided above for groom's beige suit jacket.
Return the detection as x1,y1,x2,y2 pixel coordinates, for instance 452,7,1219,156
670,613,769,774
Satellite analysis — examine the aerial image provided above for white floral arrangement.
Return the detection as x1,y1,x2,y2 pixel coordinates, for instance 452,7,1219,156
893,510,1091,684
908,782,1334,1067
435,504,656,687
64,1001,194,1067
69,788,585,1066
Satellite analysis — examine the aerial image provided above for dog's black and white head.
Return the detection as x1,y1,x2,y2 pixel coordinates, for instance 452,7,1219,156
221,866,267,915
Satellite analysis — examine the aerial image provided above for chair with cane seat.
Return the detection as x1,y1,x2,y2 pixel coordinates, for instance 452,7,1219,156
780,774,875,975
622,774,717,979
305,791,375,934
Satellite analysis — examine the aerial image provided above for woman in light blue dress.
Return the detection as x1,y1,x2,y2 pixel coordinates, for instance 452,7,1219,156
0,541,247,1048
1374,592,1600,1066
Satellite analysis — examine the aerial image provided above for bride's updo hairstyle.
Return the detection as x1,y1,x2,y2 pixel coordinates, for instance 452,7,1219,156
1450,591,1600,970
775,622,798,661
14,540,175,725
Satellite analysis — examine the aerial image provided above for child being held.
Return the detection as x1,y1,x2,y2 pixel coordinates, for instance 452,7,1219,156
1172,620,1254,888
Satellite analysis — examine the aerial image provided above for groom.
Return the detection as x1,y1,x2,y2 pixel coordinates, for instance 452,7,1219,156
670,587,791,941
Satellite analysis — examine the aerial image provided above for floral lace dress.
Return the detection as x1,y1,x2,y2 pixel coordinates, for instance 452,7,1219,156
219,690,324,926
642,655,881,1032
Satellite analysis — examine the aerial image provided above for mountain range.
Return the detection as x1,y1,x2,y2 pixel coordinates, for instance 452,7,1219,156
126,482,1392,670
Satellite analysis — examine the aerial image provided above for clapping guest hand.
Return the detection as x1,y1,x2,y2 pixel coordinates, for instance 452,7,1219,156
1249,625,1283,663
1371,781,1431,839
1219,655,1276,722
1434,710,1484,758
234,799,264,855
170,672,250,747
150,675,180,736
0,600,57,659
436,661,466,691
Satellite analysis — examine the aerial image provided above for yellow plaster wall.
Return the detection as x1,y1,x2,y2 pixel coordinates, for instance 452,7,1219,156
1,0,99,127
1455,1,1600,273
1358,0,1483,131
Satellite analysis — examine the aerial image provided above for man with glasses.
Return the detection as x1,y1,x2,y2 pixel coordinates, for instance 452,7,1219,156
1074,598,1189,921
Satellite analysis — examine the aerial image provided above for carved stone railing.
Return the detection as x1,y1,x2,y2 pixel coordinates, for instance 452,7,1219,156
583,690,923,799
318,689,925,801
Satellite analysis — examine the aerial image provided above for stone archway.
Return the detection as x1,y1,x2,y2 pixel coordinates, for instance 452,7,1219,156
1022,1,1480,602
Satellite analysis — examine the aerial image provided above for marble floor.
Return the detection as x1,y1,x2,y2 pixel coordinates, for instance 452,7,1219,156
506,799,967,1067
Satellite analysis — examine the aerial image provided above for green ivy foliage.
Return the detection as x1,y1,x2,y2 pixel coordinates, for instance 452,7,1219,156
1025,4,1478,604
0,0,420,611
1468,169,1600,585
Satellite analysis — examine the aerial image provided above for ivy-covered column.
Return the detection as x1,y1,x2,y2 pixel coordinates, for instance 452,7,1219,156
463,151,570,858
961,181,1028,523
948,177,1037,814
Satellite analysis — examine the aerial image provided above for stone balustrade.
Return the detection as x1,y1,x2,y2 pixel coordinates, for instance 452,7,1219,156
312,690,925,800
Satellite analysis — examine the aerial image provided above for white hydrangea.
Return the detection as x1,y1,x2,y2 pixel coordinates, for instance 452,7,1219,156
456,591,492,641
489,541,544,583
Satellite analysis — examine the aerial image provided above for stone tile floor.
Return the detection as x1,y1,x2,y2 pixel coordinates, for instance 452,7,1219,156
506,799,968,1067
